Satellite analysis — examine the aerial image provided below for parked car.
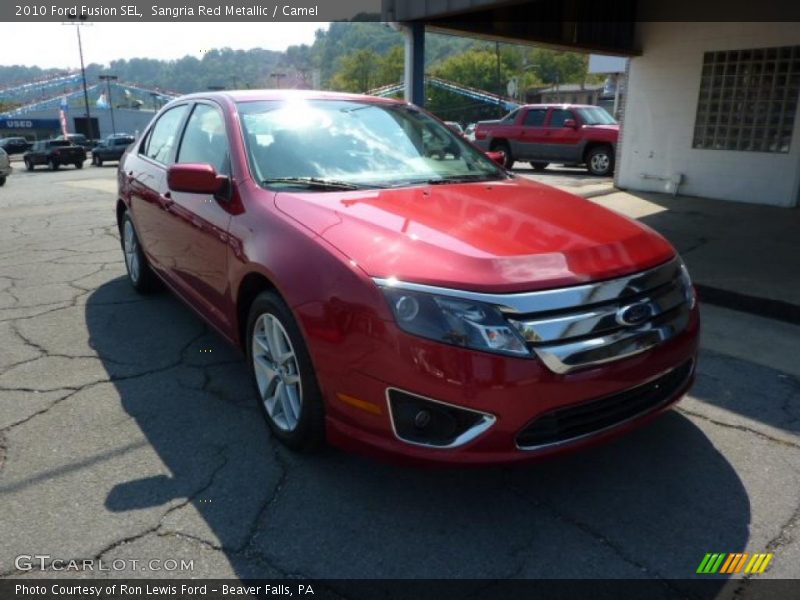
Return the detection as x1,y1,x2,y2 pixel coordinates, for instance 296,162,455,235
23,139,86,171
444,121,464,135
91,134,136,166
0,147,11,186
474,104,619,175
56,133,97,150
0,136,31,155
117,90,698,464
464,123,477,141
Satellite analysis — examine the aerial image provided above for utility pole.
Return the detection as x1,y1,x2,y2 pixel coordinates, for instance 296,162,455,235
99,74,117,135
270,72,287,89
495,41,503,117
64,13,95,139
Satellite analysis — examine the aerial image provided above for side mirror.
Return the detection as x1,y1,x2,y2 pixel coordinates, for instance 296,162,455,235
486,151,506,166
563,119,578,129
167,163,226,195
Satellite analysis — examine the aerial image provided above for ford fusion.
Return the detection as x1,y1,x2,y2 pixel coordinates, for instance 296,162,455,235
117,91,699,464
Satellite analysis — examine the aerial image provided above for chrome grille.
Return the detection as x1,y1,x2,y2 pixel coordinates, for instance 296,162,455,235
506,258,693,374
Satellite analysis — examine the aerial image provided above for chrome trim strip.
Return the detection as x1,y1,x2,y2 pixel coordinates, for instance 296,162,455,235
373,258,680,314
516,360,694,451
508,282,686,344
532,304,691,374
385,387,496,449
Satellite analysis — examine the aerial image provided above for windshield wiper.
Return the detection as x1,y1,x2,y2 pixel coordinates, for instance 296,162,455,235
261,177,371,191
425,174,508,185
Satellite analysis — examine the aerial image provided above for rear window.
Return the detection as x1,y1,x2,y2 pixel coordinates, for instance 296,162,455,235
114,137,135,146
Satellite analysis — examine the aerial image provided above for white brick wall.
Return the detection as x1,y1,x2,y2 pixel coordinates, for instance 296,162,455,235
617,22,800,207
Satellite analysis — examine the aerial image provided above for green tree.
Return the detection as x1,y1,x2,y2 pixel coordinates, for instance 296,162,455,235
377,45,405,87
329,49,382,93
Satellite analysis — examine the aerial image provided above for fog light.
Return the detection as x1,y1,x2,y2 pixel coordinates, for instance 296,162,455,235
387,388,495,448
414,410,431,429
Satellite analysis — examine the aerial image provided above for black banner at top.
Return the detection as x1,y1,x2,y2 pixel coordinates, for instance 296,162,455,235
2,0,800,22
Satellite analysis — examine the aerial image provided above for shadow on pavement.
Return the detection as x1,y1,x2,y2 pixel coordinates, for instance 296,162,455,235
86,277,750,585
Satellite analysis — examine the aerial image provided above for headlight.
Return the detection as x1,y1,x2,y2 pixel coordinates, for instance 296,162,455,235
678,258,697,309
379,286,530,357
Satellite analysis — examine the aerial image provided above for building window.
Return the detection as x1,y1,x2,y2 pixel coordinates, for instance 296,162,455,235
693,45,799,153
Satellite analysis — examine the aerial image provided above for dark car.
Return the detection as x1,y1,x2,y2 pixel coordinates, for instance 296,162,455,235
91,134,135,166
23,140,87,171
116,90,698,464
0,137,31,155
56,133,97,150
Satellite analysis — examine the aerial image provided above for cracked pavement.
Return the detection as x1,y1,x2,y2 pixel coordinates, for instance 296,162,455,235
0,164,798,590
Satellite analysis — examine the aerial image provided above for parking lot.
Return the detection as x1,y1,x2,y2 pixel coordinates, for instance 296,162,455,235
0,161,799,591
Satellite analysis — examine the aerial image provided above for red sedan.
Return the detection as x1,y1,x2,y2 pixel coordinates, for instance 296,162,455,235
117,90,699,464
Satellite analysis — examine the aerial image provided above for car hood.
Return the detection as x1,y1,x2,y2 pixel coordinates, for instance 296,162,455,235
274,177,675,293
584,124,619,133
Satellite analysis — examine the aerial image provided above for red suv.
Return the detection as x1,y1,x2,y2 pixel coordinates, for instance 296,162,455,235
117,91,699,464
474,104,619,175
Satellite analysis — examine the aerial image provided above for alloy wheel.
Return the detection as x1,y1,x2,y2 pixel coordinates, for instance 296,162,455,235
251,313,303,432
123,219,140,284
590,152,610,174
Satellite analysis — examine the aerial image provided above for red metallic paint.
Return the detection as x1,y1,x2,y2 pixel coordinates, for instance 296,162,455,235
118,90,699,465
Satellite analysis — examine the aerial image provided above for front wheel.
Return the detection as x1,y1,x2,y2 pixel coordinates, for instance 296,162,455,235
490,140,514,169
75,161,83,169
121,212,160,293
48,159,59,171
24,159,34,171
0,176,6,187
530,161,549,172
586,146,614,176
247,291,325,452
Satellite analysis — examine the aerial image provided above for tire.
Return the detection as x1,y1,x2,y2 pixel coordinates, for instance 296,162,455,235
75,161,83,169
121,212,160,293
246,291,325,452
0,177,5,187
490,140,514,169
530,162,549,172
93,155,102,167
48,159,59,171
586,145,614,176
24,159,33,171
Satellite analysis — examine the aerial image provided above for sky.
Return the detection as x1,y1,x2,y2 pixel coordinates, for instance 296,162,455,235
0,22,328,68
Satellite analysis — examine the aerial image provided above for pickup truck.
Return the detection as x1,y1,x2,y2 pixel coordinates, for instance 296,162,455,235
474,104,619,175
91,134,136,166
23,140,87,171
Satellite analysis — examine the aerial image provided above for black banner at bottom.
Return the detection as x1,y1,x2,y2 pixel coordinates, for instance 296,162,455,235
3,579,800,600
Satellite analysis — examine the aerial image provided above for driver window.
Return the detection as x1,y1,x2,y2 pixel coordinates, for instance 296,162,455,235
549,109,575,128
177,104,230,174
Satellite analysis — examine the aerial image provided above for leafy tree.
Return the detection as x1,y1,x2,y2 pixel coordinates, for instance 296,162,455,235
329,49,382,93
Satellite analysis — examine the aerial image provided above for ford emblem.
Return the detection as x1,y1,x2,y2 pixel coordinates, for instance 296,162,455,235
616,302,653,327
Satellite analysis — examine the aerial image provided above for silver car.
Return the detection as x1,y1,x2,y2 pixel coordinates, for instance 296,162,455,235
0,147,11,186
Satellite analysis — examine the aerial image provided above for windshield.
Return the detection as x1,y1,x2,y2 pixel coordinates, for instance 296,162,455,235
49,140,72,147
238,99,507,189
576,107,617,125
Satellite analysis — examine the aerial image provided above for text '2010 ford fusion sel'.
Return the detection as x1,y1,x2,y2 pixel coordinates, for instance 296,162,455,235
116,90,699,464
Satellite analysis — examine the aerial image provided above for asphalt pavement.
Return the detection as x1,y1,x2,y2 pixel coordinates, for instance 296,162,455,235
0,162,798,590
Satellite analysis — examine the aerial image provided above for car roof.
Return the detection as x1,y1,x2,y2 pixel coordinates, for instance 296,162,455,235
164,89,405,107
517,103,602,109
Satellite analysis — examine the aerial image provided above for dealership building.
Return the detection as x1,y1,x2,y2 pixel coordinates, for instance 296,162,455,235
384,1,800,208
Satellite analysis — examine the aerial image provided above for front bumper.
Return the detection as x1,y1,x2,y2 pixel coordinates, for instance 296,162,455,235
317,305,699,465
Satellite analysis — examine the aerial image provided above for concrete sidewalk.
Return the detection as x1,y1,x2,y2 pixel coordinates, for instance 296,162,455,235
584,190,800,317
